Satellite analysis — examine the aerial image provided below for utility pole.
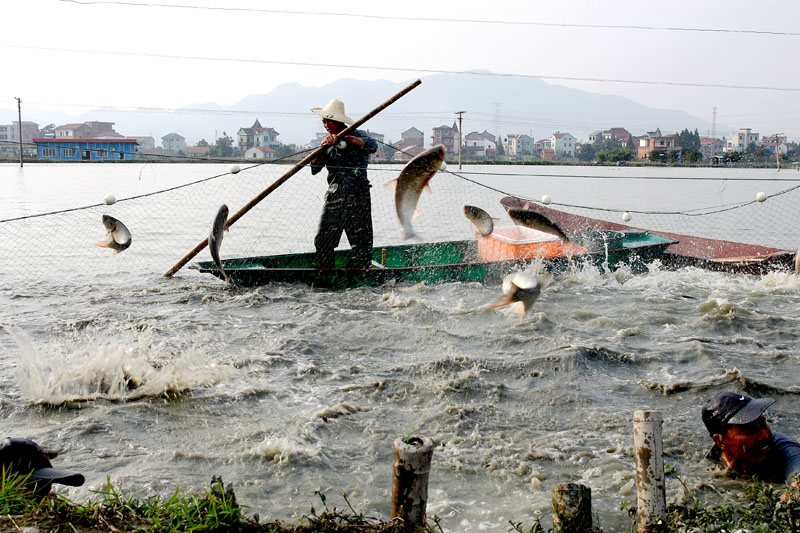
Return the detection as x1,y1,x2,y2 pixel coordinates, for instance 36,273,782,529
455,110,465,169
773,133,784,170
15,97,23,167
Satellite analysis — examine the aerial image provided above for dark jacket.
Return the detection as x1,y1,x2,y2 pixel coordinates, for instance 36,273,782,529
310,129,378,189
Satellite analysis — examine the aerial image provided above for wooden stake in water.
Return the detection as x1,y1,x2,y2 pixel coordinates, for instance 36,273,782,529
552,482,592,532
634,410,666,532
391,435,433,529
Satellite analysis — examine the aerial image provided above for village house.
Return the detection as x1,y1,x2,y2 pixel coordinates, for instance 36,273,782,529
588,127,631,144
551,132,576,159
188,145,210,158
700,137,725,160
0,121,40,156
55,121,122,139
393,144,425,161
162,133,186,153
238,119,279,151
725,128,759,153
758,134,787,156
463,131,497,159
431,122,459,157
505,134,534,157
244,145,275,159
396,127,424,149
637,128,675,160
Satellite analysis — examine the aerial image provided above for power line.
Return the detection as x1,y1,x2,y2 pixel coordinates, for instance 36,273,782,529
58,0,800,38
4,44,800,93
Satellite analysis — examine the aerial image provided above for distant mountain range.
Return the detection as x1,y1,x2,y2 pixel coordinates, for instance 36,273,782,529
1,72,729,148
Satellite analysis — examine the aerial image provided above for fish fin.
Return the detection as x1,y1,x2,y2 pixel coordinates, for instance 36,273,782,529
488,294,514,309
411,208,421,221
384,178,398,192
94,242,109,248
492,217,500,223
423,184,433,194
513,302,527,317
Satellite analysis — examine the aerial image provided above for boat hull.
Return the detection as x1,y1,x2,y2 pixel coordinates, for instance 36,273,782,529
192,236,676,288
500,196,795,275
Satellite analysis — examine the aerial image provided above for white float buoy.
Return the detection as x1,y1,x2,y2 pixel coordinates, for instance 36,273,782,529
541,194,552,205
336,140,347,150
230,165,240,174
756,191,766,202
439,161,447,171
104,195,116,205
622,212,632,222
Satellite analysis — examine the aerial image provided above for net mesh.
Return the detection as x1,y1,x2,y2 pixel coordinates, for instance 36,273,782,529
2,152,799,286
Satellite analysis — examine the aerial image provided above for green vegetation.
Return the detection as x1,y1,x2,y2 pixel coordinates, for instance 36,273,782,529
0,472,441,532
3,467,800,532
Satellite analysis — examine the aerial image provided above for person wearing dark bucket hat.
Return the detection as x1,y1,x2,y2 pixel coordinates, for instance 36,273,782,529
0,438,85,497
702,392,800,484
309,98,378,269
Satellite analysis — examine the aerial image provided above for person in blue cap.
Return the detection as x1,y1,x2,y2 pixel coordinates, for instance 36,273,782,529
702,392,800,485
310,98,378,269
0,438,85,497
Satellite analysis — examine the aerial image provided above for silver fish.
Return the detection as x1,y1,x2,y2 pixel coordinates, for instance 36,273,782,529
209,204,230,284
489,271,552,316
507,208,570,243
463,205,498,237
95,215,132,253
385,144,446,239
795,245,800,275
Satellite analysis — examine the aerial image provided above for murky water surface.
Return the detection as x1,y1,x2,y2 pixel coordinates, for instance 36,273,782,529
1,162,799,531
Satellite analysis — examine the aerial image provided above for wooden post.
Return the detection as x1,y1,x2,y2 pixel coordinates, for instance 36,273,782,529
552,483,591,532
391,435,433,529
634,410,666,533
163,78,422,277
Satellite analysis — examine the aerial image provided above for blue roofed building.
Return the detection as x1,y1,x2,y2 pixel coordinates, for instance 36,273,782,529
34,138,139,161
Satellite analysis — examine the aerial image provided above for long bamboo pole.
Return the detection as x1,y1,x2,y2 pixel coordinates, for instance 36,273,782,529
163,78,422,277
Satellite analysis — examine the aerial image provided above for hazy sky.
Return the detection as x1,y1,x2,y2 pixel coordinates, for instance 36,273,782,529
4,0,800,141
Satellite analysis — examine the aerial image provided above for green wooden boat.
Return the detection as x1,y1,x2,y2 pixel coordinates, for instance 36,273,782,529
191,231,677,288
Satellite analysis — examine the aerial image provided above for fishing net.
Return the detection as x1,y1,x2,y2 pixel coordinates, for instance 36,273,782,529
2,147,799,287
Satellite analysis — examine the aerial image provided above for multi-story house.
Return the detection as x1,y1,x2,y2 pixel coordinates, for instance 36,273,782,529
505,134,534,157
725,128,759,153
551,132,576,158
637,128,675,160
0,122,40,156
588,127,631,144
399,127,424,148
700,137,725,160
237,119,278,150
55,121,121,139
759,134,788,156
162,133,186,153
463,131,497,159
431,122,459,156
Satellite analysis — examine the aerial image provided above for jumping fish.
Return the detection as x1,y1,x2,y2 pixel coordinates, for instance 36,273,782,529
385,144,446,239
507,208,570,243
209,204,230,284
463,205,498,236
95,215,132,253
795,245,800,275
489,271,552,317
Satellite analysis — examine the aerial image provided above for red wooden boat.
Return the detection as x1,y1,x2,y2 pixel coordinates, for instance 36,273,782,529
501,196,796,275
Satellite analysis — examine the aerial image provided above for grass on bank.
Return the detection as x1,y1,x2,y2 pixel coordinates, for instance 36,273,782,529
2,468,799,532
0,473,442,532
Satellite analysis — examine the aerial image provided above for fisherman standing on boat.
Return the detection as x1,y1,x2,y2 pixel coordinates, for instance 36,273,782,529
702,391,800,485
310,98,378,269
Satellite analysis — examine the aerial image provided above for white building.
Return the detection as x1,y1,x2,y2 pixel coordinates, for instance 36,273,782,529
244,146,275,159
551,132,576,158
464,130,497,158
725,128,759,153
